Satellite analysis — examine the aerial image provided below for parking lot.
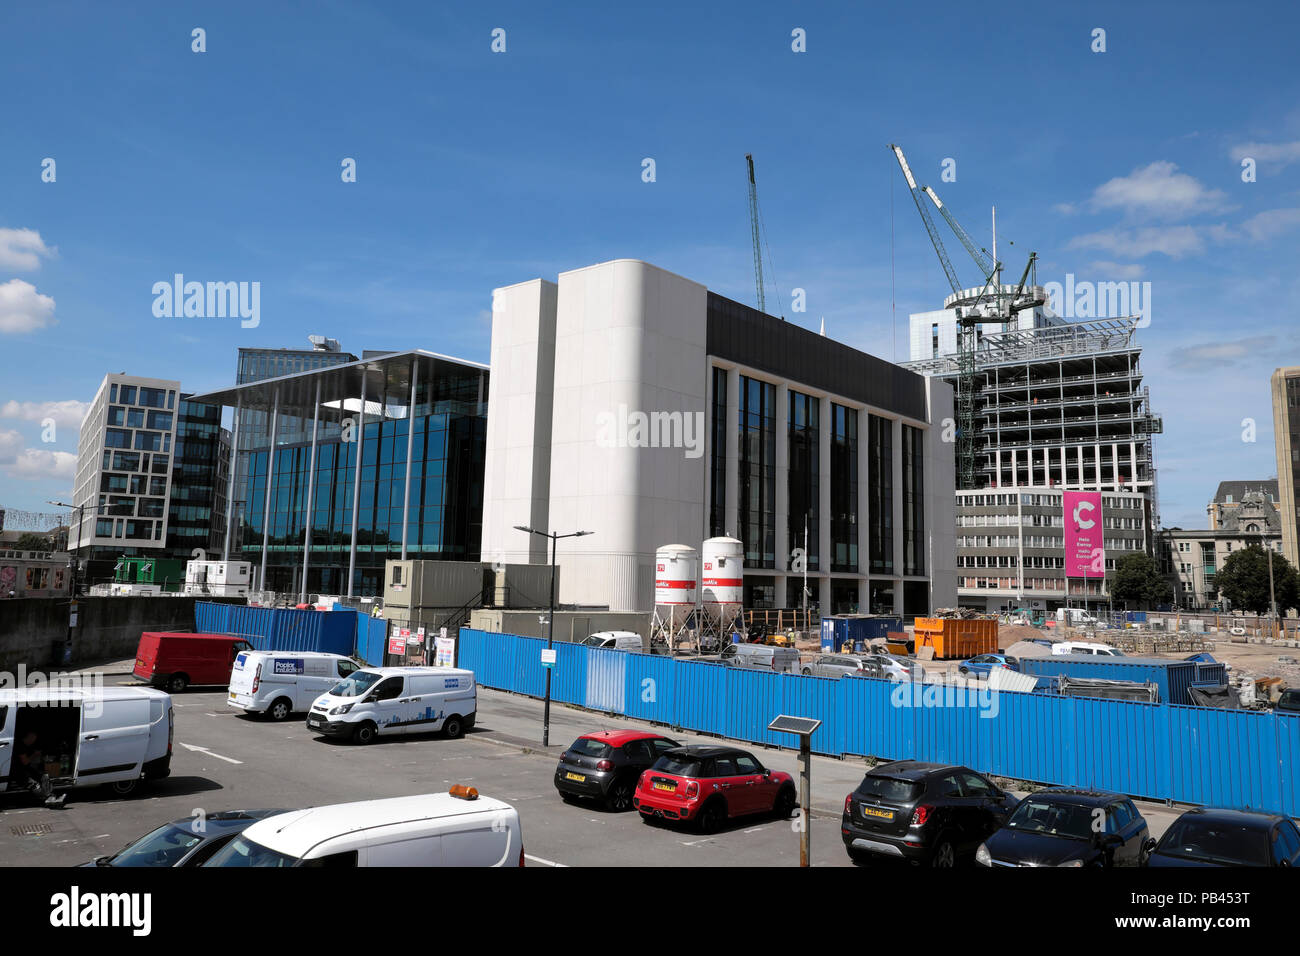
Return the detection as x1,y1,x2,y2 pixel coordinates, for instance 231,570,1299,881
0,666,865,867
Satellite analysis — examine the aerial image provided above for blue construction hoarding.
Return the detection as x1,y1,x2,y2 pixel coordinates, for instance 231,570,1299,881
458,628,1300,816
195,601,368,658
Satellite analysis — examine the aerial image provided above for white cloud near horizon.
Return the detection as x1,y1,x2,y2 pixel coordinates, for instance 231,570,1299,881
0,279,56,333
0,228,56,271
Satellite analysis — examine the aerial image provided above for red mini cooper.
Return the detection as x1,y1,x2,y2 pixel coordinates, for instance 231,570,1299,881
633,744,796,833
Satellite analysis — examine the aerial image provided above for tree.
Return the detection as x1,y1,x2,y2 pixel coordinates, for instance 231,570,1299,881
13,532,53,553
1215,544,1300,615
1108,552,1172,608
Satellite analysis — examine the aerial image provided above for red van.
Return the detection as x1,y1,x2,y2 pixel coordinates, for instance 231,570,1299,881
133,632,254,692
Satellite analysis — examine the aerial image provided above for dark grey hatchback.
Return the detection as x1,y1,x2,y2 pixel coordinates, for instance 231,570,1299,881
555,730,681,811
976,789,1149,867
83,809,289,867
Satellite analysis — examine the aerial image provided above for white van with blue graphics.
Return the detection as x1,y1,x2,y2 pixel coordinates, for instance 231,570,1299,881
228,651,363,721
306,666,476,745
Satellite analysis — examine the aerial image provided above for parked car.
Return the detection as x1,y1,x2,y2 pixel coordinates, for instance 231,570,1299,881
133,632,253,692
1,686,173,798
228,650,363,721
555,730,680,810
579,631,644,652
860,652,920,681
975,789,1148,867
801,654,885,679
633,745,796,832
84,809,288,867
1052,641,1124,657
1143,807,1300,867
307,666,476,744
204,789,523,867
840,760,1018,866
958,654,1020,679
1276,688,1299,714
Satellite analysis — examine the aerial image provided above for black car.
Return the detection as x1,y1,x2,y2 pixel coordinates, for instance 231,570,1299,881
841,760,1018,867
1143,807,1300,867
1277,688,1300,714
976,789,1148,867
554,730,681,811
83,809,289,867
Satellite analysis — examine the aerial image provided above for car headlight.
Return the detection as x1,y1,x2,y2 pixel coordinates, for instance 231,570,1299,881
329,703,354,715
1057,859,1084,867
975,843,991,866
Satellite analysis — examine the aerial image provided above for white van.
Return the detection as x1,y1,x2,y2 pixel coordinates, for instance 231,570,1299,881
307,666,476,744
717,642,801,674
203,789,523,867
0,686,173,797
1055,607,1101,627
227,650,363,721
579,631,643,652
1052,641,1125,657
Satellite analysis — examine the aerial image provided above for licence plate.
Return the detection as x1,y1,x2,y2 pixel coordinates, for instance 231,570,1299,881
565,772,586,783
229,692,236,699
861,806,895,821
307,718,321,728
654,782,675,792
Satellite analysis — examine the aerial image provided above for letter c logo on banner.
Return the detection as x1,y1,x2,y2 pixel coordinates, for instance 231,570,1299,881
1072,499,1096,530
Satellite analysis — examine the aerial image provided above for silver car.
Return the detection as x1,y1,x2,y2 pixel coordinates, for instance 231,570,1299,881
800,654,887,679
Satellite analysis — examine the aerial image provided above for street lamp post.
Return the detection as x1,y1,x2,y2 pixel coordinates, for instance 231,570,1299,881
514,525,592,747
48,499,89,663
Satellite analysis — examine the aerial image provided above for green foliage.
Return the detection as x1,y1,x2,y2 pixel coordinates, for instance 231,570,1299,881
13,532,53,553
1109,552,1172,608
1216,545,1300,614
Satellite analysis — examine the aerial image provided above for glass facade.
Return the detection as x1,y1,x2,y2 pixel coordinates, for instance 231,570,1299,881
787,390,819,571
830,403,858,572
868,414,894,575
738,375,776,568
902,424,925,576
167,397,228,559
709,367,728,538
234,364,487,596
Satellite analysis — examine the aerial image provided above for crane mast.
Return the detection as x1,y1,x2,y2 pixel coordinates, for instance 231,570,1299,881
745,154,767,314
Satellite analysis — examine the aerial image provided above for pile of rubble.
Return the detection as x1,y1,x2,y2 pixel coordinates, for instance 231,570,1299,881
930,607,991,620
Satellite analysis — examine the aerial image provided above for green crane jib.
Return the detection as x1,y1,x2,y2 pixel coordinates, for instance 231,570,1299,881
746,153,766,314
921,185,996,284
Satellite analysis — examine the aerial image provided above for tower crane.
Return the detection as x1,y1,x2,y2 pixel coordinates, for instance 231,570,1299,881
889,143,1045,489
745,153,768,314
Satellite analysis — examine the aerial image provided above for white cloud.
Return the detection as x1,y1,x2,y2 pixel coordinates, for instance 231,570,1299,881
1230,140,1300,169
1086,261,1145,280
0,428,22,462
0,399,88,428
0,279,56,333
1238,207,1300,242
1088,161,1228,219
1068,225,1205,259
1167,335,1276,370
0,228,56,271
7,448,76,480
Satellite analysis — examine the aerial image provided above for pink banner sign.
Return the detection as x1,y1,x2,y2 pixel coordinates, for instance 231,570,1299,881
1064,491,1104,578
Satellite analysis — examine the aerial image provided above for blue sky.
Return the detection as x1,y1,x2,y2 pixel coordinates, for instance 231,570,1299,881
2,0,1298,530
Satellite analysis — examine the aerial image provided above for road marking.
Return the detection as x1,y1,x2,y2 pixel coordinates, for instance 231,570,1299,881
680,837,715,847
178,742,243,764
744,826,765,834
524,853,567,867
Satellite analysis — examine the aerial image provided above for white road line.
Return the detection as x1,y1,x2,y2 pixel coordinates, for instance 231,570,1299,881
178,742,243,764
743,826,765,834
525,853,567,867
679,837,715,847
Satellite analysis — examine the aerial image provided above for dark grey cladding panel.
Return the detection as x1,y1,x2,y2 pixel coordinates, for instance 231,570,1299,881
706,292,928,422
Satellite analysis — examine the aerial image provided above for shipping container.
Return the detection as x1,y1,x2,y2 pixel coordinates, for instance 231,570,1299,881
912,616,998,659
1020,655,1202,705
819,615,902,652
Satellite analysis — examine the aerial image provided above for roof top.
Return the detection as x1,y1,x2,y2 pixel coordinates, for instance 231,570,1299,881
1031,787,1125,805
1213,480,1278,503
577,729,671,746
869,760,960,779
666,745,751,759
1180,806,1290,825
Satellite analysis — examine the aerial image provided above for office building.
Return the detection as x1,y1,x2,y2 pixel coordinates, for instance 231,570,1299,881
481,258,957,617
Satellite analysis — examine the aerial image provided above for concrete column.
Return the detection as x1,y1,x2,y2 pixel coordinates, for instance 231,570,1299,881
223,396,241,561
857,406,871,606
401,360,420,560
892,417,905,615
725,367,740,538
347,373,369,598
298,378,322,604
818,396,832,576
775,383,789,573
259,389,279,591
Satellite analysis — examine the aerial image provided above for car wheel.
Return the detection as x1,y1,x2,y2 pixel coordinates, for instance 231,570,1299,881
774,785,797,819
801,668,813,676
267,697,292,722
110,778,138,797
353,721,378,745
605,778,634,812
929,836,956,868
443,714,464,739
957,667,969,677
167,674,189,693
697,799,726,835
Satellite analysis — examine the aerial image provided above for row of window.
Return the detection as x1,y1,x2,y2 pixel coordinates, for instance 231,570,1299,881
109,383,175,409
107,407,173,431
104,428,172,453
94,518,163,539
957,492,1142,509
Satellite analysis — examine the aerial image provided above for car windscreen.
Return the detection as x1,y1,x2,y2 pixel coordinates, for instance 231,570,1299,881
1156,818,1270,866
203,834,298,868
107,824,204,867
856,775,923,804
1005,798,1094,840
651,754,702,777
568,738,612,758
328,670,383,697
